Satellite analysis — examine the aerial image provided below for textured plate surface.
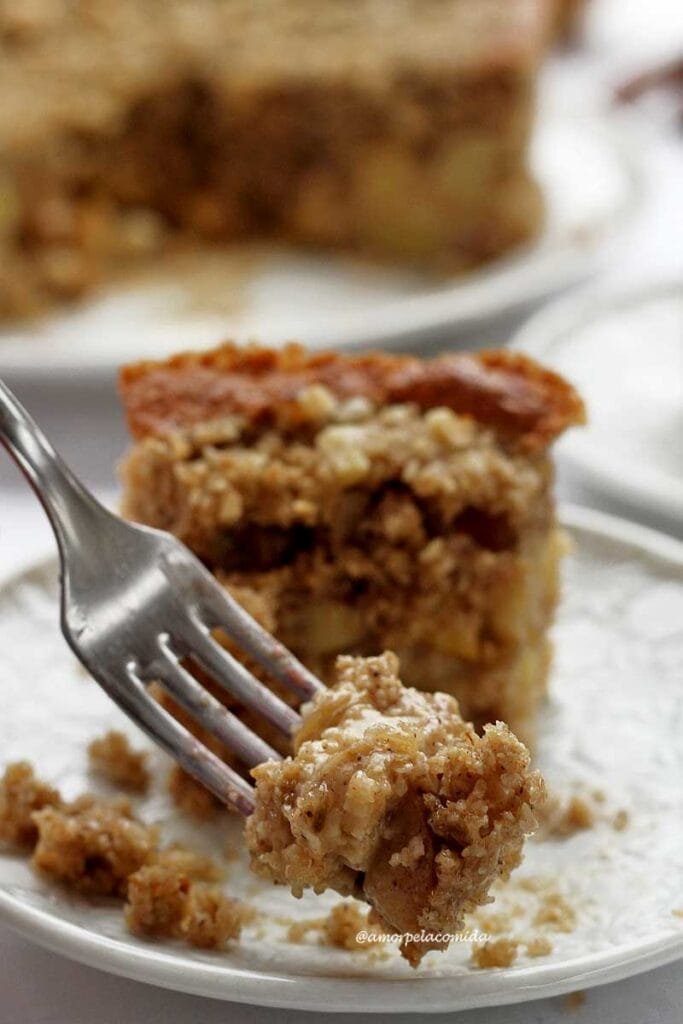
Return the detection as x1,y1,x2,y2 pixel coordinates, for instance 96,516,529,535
0,116,640,378
514,282,683,524
0,507,681,1012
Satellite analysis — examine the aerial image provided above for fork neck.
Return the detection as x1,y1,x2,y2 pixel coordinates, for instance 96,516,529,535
0,377,105,558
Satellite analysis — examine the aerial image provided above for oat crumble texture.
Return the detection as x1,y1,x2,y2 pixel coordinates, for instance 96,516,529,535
0,761,61,848
246,652,544,966
180,885,244,949
87,730,150,793
324,902,374,951
533,892,577,933
32,796,158,897
124,861,244,949
0,0,555,318
120,343,584,744
471,937,519,969
124,863,191,939
0,759,247,951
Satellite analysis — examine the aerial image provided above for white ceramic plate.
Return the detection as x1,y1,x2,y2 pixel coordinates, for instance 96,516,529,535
0,115,641,380
0,506,681,1012
513,282,683,525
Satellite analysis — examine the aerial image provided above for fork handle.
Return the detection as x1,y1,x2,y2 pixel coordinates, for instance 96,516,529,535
0,378,103,558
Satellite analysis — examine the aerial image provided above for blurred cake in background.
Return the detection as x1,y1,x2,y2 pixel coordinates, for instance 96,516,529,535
0,0,554,319
553,0,588,41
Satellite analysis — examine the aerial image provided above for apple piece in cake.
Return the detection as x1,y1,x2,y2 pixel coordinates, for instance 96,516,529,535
246,652,545,966
0,0,553,317
119,344,584,744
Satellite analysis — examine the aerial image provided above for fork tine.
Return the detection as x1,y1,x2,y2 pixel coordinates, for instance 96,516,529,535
177,617,303,736
147,637,280,767
120,660,255,816
191,578,324,702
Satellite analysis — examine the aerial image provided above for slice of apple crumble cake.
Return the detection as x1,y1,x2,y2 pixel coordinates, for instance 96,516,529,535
120,343,584,743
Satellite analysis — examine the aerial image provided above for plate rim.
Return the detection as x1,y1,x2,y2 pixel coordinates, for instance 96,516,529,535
0,114,644,382
512,279,683,524
0,504,681,1012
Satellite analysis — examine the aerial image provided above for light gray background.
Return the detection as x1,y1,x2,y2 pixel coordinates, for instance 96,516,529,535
1,0,681,1019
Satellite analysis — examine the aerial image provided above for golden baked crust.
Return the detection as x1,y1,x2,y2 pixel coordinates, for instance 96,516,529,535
120,343,585,452
246,652,544,966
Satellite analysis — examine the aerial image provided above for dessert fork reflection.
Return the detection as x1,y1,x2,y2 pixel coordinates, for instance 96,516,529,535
0,379,324,815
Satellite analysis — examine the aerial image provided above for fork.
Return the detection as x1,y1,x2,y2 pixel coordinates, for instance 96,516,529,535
0,379,324,816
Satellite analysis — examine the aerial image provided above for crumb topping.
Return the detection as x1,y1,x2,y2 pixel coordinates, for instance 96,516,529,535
179,885,244,949
87,730,150,793
31,796,158,897
246,651,544,965
533,892,577,933
0,761,61,848
471,936,519,968
323,902,375,951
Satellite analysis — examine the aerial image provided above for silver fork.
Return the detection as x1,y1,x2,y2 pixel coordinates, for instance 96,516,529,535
0,379,324,816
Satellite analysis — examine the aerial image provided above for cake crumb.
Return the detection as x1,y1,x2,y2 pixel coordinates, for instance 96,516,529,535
154,844,224,882
323,902,372,951
125,858,246,949
125,863,190,938
562,796,594,832
1,760,247,955
538,787,629,839
286,903,377,953
525,935,553,957
476,911,513,935
286,918,325,943
180,885,244,949
0,761,61,848
612,809,629,832
168,764,222,820
518,875,553,893
32,797,157,897
563,991,586,1011
471,938,519,969
538,793,595,838
88,730,150,792
534,893,577,933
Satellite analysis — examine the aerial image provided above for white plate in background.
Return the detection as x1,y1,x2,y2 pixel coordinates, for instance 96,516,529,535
0,507,681,1012
513,281,683,524
0,115,641,379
